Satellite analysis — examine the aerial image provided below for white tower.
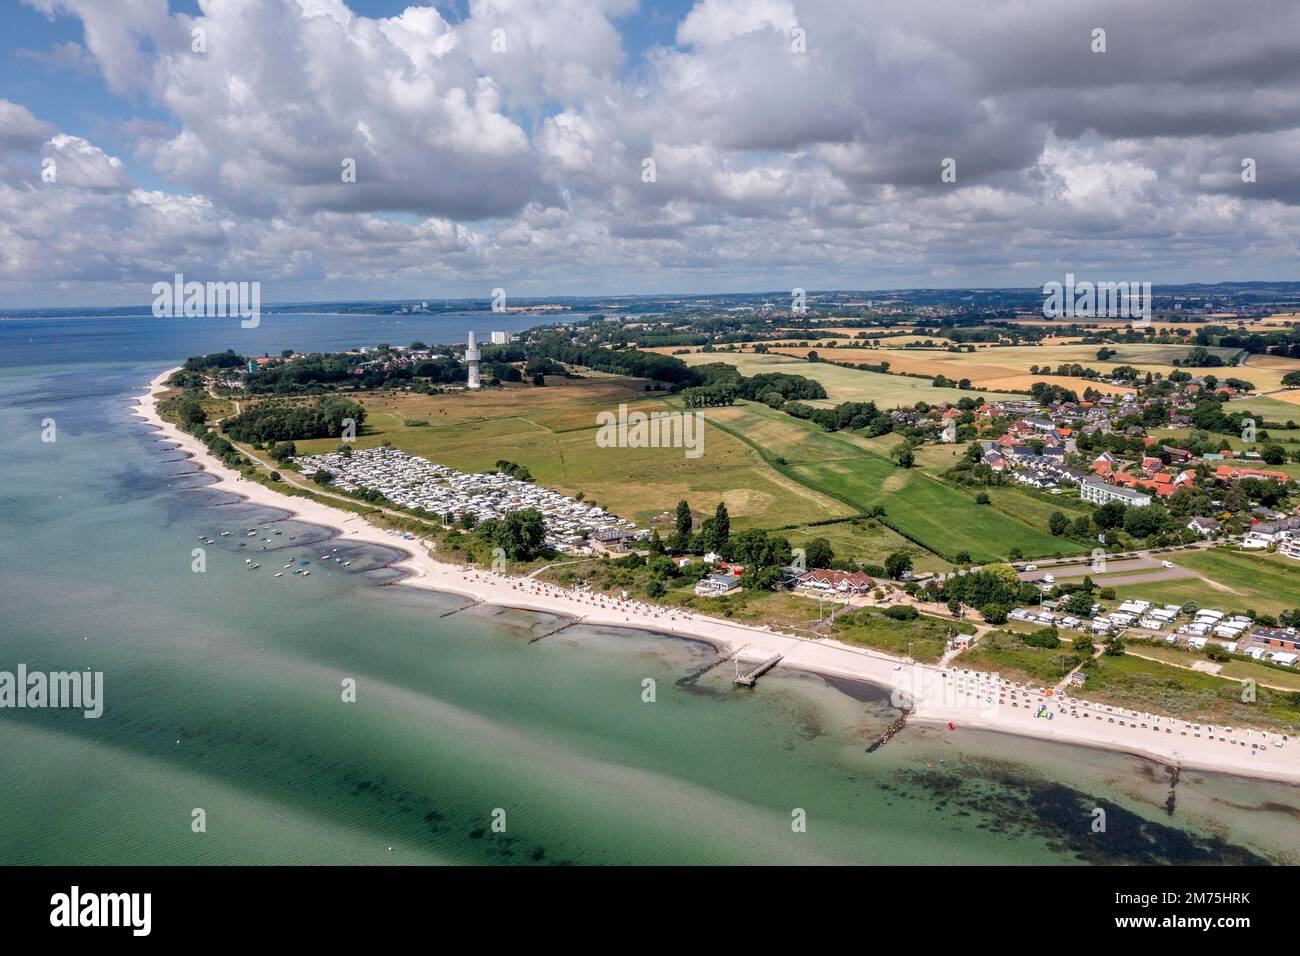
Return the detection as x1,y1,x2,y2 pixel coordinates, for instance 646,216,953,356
466,330,481,389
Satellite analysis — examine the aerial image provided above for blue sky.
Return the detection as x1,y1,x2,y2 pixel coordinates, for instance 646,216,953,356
3,0,696,197
3,0,1300,307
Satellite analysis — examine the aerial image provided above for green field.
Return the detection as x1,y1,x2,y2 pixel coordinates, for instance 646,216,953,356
960,630,1091,685
781,518,950,575
290,379,853,530
697,401,1089,563
1225,395,1300,424
1127,642,1300,692
1108,550,1300,617
1079,653,1300,733
695,401,1087,562
830,608,974,662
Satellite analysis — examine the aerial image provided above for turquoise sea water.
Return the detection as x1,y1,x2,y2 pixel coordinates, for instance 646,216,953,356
3,317,1300,864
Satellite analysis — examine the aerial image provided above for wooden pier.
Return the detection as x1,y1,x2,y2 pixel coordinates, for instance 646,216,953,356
733,653,783,687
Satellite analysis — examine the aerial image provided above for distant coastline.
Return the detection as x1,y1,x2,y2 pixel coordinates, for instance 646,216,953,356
135,366,1300,786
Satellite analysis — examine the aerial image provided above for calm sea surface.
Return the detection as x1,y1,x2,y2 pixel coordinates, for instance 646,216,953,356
2,312,1298,864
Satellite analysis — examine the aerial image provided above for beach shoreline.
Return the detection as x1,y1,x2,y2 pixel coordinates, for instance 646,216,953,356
134,367,1300,786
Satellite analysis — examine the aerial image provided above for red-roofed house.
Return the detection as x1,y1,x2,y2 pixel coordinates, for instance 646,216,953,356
1216,465,1290,483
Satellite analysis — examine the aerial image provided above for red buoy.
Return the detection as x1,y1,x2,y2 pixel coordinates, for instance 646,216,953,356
947,721,956,730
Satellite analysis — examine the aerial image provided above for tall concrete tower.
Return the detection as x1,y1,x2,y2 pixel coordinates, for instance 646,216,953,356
466,330,481,389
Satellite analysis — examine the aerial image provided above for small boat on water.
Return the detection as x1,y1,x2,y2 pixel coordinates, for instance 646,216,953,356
219,531,232,536
343,561,352,567
291,568,303,575
283,563,294,569
274,572,283,577
302,569,311,576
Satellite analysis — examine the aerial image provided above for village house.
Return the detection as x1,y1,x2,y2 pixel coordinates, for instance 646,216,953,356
1242,516,1300,549
796,569,875,594
1216,465,1291,484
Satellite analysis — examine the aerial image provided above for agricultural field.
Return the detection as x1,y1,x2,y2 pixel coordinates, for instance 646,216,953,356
1004,314,1298,333
288,377,853,530
672,350,1020,406
1224,395,1300,424
767,342,1275,393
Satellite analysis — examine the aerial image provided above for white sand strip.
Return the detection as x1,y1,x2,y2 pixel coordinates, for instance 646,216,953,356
134,368,1300,785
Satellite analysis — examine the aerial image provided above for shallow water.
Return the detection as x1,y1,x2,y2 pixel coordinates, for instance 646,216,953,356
3,350,1300,865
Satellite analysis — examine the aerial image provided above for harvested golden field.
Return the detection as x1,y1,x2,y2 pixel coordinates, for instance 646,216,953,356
673,350,1023,405
977,374,1134,396
765,342,1300,394
1244,353,1300,370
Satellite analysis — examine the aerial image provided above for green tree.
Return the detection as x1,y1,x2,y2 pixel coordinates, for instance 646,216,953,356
1049,511,1069,536
1064,592,1095,616
713,502,731,552
884,550,913,580
980,603,1009,625
802,537,834,570
675,500,693,537
175,394,207,427
1024,627,1060,648
497,508,547,561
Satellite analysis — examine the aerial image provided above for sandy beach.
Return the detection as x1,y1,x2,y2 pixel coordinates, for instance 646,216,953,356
135,368,1300,785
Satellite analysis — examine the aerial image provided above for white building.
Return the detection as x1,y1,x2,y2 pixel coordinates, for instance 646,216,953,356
466,331,481,389
1079,476,1152,508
